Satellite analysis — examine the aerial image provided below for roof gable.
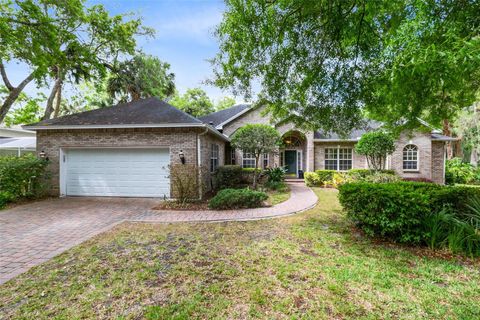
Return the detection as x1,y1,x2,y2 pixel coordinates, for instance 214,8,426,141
26,97,202,127
199,104,251,128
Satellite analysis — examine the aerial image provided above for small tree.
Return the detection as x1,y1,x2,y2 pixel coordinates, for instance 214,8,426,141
355,131,395,171
231,124,281,189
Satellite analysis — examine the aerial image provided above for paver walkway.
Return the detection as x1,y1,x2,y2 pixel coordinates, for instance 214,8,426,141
0,183,317,284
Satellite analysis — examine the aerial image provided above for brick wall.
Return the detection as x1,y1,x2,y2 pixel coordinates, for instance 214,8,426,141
36,127,225,197
200,131,226,192
431,141,445,184
390,131,432,181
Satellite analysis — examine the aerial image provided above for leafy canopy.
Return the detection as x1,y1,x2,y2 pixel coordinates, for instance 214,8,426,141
170,88,215,117
213,0,480,135
107,54,175,103
215,96,236,111
231,124,281,188
0,0,152,121
231,124,281,157
355,131,395,170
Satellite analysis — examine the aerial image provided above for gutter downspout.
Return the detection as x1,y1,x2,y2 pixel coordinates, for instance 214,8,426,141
197,127,209,199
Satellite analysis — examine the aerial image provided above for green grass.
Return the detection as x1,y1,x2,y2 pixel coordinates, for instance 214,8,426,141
1,188,480,319
267,187,291,206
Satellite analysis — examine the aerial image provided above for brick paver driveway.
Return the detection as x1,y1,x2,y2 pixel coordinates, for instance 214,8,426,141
0,197,157,284
0,183,317,284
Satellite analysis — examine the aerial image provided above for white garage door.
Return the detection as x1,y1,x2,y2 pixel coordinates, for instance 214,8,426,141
64,148,170,197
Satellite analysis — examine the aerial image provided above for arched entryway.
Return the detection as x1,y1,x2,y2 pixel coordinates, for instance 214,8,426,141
280,130,306,177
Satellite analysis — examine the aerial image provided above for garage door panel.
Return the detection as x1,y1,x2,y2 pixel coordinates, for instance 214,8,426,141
65,149,170,197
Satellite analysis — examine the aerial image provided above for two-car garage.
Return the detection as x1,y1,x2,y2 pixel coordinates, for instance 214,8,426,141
61,148,171,198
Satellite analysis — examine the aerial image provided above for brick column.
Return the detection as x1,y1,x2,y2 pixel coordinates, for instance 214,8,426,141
305,132,314,172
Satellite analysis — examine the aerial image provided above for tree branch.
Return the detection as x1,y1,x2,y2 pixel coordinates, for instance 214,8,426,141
0,62,14,91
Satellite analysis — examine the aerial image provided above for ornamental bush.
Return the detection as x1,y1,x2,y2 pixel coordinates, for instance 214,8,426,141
445,157,478,185
304,172,321,187
208,188,268,210
338,182,480,244
0,154,48,205
264,166,287,183
305,169,397,187
213,165,243,190
354,131,395,170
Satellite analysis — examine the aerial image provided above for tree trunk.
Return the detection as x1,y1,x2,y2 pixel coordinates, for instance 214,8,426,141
43,74,62,120
471,147,479,167
0,73,35,123
443,119,453,159
253,154,260,189
53,81,63,118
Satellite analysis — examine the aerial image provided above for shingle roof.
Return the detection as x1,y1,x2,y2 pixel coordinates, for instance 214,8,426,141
431,133,459,141
314,121,382,140
25,97,202,127
199,104,251,127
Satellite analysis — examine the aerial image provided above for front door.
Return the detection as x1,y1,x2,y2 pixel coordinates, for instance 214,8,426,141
284,150,297,174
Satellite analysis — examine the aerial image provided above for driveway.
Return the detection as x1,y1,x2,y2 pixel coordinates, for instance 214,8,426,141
0,183,317,284
0,197,157,284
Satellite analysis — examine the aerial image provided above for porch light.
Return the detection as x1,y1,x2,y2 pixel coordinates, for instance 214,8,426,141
179,150,185,164
39,150,48,161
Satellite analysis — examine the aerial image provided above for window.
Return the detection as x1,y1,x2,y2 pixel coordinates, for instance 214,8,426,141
242,151,256,168
403,144,418,170
339,148,352,171
210,144,219,172
324,147,352,171
230,148,236,165
263,153,269,168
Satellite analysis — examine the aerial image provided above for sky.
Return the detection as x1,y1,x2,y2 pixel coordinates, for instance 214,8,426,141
5,0,240,104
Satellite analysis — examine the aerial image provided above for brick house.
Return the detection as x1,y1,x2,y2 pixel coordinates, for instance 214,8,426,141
200,104,456,185
26,98,454,199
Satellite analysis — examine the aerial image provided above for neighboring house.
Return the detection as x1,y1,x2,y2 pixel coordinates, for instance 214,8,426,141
25,98,454,199
0,126,36,156
0,126,36,138
200,104,456,184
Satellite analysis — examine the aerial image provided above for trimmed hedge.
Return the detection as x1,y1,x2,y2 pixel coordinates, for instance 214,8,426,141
0,155,48,208
213,165,243,190
338,182,480,244
208,188,268,210
305,169,397,187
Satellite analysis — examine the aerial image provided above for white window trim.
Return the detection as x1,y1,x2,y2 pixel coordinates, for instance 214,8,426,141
242,151,256,168
324,146,353,171
402,144,419,172
263,153,269,169
230,148,236,165
210,144,219,173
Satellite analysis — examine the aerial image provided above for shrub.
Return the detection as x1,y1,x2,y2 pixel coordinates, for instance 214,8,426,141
0,191,14,209
241,168,265,185
402,177,433,183
424,203,480,257
264,166,287,183
305,169,398,187
315,170,336,184
264,181,288,192
0,154,48,199
354,131,395,170
304,172,320,187
338,182,480,244
208,188,268,210
445,158,477,185
363,172,401,183
347,169,395,179
213,165,243,190
170,164,206,203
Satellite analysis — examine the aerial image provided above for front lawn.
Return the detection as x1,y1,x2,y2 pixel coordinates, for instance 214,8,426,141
267,186,291,206
1,188,480,319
